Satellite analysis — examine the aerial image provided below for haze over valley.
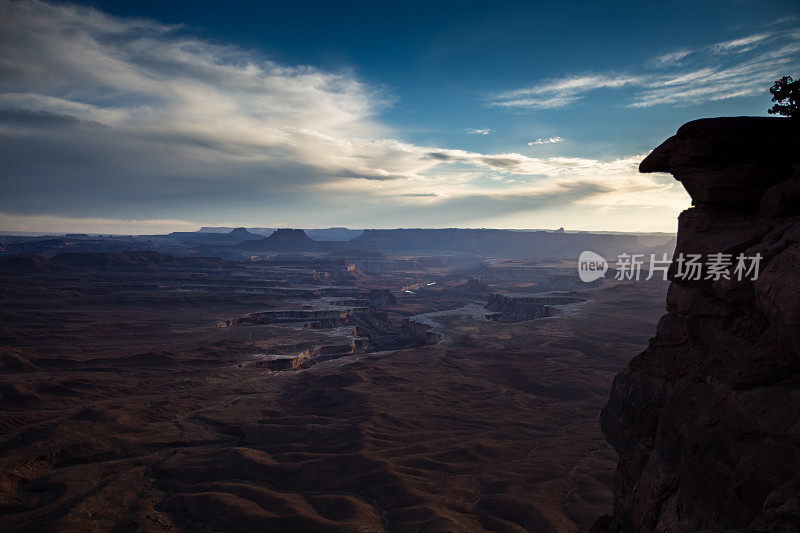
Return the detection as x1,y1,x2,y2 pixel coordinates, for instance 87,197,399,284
2,1,799,531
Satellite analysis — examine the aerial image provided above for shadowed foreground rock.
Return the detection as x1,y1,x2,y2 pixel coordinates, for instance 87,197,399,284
599,117,800,532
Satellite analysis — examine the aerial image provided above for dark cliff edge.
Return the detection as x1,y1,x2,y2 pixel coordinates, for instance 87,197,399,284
596,117,800,532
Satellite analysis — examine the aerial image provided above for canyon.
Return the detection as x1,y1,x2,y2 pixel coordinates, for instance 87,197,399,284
5,118,795,532
0,226,671,531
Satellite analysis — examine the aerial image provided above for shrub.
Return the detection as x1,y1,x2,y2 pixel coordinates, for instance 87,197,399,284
768,76,799,117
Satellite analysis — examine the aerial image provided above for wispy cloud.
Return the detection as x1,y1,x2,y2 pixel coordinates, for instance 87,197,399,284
491,27,800,111
648,49,693,68
466,128,492,135
763,15,798,27
631,38,800,107
528,137,563,145
489,75,642,109
497,75,643,98
712,32,773,53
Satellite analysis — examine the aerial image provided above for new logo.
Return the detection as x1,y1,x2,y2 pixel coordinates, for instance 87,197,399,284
578,250,608,282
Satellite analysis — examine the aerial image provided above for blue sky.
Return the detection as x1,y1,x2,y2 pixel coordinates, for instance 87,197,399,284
0,0,798,233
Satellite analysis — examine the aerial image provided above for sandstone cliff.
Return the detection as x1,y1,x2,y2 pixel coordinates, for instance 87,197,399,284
485,293,585,321
599,117,800,531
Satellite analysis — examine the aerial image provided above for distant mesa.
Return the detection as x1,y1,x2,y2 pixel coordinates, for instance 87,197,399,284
2,226,672,261
197,226,274,235
348,228,637,259
456,277,491,293
238,228,319,251
267,228,315,241
227,227,259,238
166,227,262,245
304,227,364,241
193,226,362,242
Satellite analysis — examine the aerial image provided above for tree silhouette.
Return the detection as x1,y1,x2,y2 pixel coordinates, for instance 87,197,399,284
768,76,799,117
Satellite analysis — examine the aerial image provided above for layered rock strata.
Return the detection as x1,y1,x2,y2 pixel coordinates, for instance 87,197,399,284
486,293,586,321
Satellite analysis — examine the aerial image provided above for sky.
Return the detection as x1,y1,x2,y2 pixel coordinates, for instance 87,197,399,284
0,0,798,234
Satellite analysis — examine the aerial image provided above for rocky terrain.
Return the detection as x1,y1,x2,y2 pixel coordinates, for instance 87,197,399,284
2,227,671,262
0,241,669,531
599,117,800,531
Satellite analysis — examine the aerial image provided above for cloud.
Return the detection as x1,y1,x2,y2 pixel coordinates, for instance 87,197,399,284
0,108,105,129
712,32,772,53
763,15,798,27
0,0,393,185
317,148,688,215
492,28,800,110
466,128,492,135
630,39,800,107
528,137,563,146
489,75,642,110
490,95,582,110
0,0,688,232
496,75,642,98
648,49,693,68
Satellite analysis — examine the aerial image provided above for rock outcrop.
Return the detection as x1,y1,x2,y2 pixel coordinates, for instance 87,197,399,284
401,317,443,345
599,117,800,531
456,277,492,294
485,293,586,322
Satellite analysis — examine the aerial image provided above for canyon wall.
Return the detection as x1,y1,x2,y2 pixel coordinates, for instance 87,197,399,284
485,293,585,321
599,117,800,531
401,318,443,345
349,228,639,258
